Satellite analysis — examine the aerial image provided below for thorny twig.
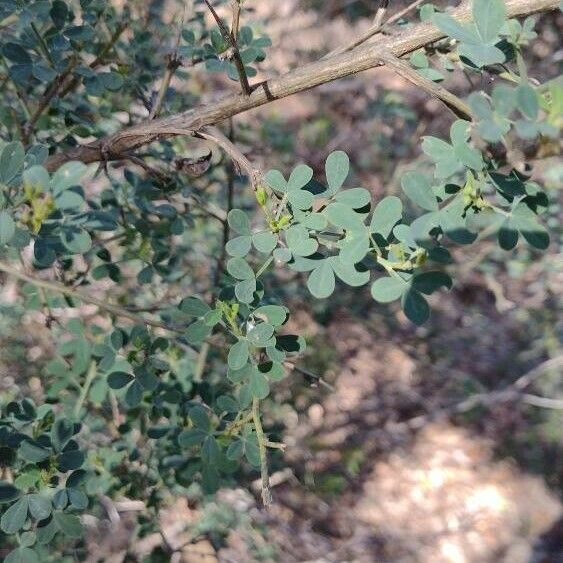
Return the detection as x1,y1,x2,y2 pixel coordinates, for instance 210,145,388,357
203,0,251,95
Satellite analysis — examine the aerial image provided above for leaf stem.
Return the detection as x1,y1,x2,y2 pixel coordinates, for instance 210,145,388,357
74,361,97,418
255,255,274,278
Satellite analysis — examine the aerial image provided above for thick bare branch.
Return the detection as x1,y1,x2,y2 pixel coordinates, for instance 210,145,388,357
44,0,558,172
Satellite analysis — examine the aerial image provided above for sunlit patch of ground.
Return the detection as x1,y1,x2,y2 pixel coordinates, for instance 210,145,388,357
356,423,561,563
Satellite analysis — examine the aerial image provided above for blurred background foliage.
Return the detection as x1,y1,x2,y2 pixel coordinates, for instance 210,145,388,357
0,0,561,561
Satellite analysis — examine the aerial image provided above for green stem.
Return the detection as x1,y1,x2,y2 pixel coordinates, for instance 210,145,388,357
255,255,274,279
31,22,54,67
74,361,97,418
194,342,210,382
252,398,272,506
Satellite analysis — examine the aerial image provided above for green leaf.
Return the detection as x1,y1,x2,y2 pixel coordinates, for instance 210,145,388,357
57,450,85,471
1,497,29,534
0,142,25,184
287,164,313,191
53,512,83,538
324,203,365,231
35,519,58,544
334,188,371,209
401,172,438,211
51,162,87,194
301,213,327,230
264,170,287,192
247,323,275,347
287,188,315,210
226,440,244,460
307,261,335,299
339,232,370,264
285,225,318,256
201,435,221,465
252,231,278,254
433,13,480,44
179,297,210,317
498,218,519,250
422,137,461,179
4,547,39,563
14,470,40,491
259,361,286,381
19,441,51,463
235,278,257,304
473,0,506,43
412,271,453,295
27,494,51,521
2,43,32,64
0,482,20,504
325,150,349,193
227,257,255,280
458,43,505,68
216,395,240,413
244,432,261,467
227,209,251,235
516,83,539,120
330,256,370,287
249,369,270,399
0,211,16,245
107,371,134,389
61,228,91,254
50,419,74,452
371,277,406,303
226,235,252,257
67,489,88,510
19,531,36,548
178,428,207,447
124,380,143,408
254,305,288,326
23,166,50,193
185,319,212,344
401,289,430,325
228,340,250,370
512,213,549,250
189,405,210,430
370,196,403,237
489,171,526,197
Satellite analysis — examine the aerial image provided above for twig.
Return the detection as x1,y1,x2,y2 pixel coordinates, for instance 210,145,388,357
203,0,251,96
286,363,335,392
378,50,474,120
58,23,127,99
23,61,76,143
45,0,559,171
197,125,262,188
231,0,242,38
149,55,182,120
194,342,210,382
252,398,273,506
522,394,563,409
373,0,389,28
31,22,55,67
325,0,426,59
0,260,183,334
214,120,236,287
149,15,184,120
397,355,563,429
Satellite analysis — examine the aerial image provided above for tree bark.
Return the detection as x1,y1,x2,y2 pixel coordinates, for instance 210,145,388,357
45,0,558,171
